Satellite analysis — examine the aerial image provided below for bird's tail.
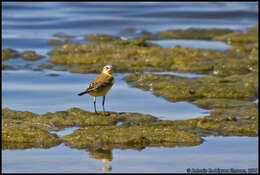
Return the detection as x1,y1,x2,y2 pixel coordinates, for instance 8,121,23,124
78,91,88,96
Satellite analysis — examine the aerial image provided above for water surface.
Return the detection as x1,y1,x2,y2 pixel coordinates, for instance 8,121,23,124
2,136,258,173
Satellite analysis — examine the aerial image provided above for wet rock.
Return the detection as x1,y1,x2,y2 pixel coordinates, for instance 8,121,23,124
21,51,44,61
125,72,257,101
2,48,20,60
152,28,233,40
2,107,257,150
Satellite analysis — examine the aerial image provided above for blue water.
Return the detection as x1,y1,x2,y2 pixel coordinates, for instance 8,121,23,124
2,2,259,173
2,70,210,120
2,136,258,173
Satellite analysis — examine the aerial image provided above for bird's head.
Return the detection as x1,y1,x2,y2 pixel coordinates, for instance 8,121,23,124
102,65,113,75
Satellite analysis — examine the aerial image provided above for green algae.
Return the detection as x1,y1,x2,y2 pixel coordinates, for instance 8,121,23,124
214,26,258,44
37,63,54,70
85,34,120,42
152,28,233,40
193,98,254,109
47,37,161,73
48,33,77,46
21,51,44,61
2,49,44,63
2,106,257,151
119,27,138,35
2,48,20,61
125,72,257,101
46,25,258,75
47,38,228,73
2,64,8,70
62,125,202,150
53,33,75,40
48,39,66,46
2,108,61,149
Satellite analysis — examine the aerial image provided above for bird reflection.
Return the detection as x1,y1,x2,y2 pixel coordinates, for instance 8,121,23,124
88,148,113,162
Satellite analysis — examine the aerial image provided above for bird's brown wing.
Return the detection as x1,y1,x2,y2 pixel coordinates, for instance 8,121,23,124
86,74,114,92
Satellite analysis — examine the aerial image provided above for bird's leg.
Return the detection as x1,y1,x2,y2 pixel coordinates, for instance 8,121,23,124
102,96,106,115
94,96,97,114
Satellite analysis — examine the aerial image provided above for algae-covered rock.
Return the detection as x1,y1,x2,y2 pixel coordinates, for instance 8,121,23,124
119,27,138,35
191,104,258,136
46,38,234,73
49,33,76,46
214,26,258,44
21,51,44,61
2,107,258,151
152,28,233,40
48,39,66,46
85,34,120,42
62,125,202,150
2,64,8,70
48,37,161,73
46,25,258,74
37,63,54,70
125,73,257,101
53,33,75,40
2,48,20,61
2,108,61,149
193,98,254,109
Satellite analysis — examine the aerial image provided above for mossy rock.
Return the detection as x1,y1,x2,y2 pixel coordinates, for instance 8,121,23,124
2,64,7,70
2,48,20,61
85,34,120,42
2,108,61,149
37,63,54,70
46,26,257,74
48,39,66,46
2,107,258,150
119,27,138,35
21,51,44,61
125,72,257,102
53,33,75,40
193,98,254,109
214,25,258,44
61,125,202,150
152,28,233,40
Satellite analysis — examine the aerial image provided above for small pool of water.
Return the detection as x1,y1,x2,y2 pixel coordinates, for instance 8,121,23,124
149,39,230,50
49,126,79,137
144,71,205,78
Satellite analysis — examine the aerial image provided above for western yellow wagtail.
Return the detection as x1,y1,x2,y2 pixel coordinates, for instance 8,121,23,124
78,65,114,114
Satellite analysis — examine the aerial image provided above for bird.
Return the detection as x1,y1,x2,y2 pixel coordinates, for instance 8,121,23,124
78,65,114,114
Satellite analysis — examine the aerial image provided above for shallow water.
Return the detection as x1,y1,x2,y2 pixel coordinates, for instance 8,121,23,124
2,70,210,120
149,39,230,50
2,2,258,173
144,71,205,78
2,136,258,173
